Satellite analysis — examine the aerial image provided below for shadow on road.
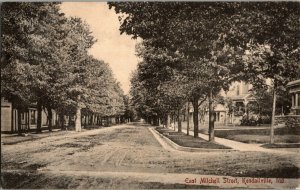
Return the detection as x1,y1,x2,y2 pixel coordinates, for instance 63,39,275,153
129,122,154,127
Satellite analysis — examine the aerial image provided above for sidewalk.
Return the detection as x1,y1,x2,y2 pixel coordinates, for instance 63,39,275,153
165,126,296,154
182,128,266,152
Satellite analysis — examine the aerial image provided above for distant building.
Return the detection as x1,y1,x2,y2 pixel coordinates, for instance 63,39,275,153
275,79,300,128
287,79,300,115
208,81,255,125
1,97,58,133
185,81,256,126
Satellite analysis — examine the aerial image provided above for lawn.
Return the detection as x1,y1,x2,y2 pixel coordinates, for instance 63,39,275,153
214,127,300,144
156,127,230,149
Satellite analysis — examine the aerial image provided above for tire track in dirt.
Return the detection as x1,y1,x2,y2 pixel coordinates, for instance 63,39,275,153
101,126,137,167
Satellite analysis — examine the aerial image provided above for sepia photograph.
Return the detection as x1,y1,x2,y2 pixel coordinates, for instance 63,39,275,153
1,1,299,189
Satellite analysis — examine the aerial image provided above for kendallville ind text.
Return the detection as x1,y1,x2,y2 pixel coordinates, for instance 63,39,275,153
185,177,284,185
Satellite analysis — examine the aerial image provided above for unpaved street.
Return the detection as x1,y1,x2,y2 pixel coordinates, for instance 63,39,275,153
1,123,299,189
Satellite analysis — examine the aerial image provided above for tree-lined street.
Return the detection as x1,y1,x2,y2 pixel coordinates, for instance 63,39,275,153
1,2,299,189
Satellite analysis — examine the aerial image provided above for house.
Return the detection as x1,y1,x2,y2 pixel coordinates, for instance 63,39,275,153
180,81,256,127
287,79,300,115
275,79,300,128
201,81,255,125
219,81,255,125
1,97,58,133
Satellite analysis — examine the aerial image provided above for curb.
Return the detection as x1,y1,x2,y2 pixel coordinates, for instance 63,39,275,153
150,128,236,153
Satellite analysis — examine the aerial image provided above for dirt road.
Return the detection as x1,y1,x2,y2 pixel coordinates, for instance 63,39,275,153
1,123,299,188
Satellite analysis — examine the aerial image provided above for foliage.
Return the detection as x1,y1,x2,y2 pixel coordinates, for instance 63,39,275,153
110,2,299,141
1,2,125,132
130,42,188,122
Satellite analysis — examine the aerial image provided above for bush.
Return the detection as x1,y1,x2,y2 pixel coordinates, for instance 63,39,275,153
240,118,257,126
260,115,271,124
285,117,299,128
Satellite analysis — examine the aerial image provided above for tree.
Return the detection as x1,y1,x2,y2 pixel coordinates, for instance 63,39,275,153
247,84,273,124
132,42,189,129
234,3,300,143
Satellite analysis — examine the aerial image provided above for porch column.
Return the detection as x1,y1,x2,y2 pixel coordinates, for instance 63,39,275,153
232,101,236,126
243,99,249,120
224,102,228,126
292,93,296,107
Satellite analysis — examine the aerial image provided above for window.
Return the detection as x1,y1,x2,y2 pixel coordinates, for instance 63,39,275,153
243,83,249,94
236,85,240,96
31,110,36,124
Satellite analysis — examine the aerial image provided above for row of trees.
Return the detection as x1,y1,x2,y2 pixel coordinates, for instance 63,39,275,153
1,2,125,134
109,2,300,143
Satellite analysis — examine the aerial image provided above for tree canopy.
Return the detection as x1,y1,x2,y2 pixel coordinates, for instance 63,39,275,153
1,2,125,132
110,2,300,142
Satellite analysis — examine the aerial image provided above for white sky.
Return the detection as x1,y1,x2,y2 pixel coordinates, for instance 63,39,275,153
60,2,139,94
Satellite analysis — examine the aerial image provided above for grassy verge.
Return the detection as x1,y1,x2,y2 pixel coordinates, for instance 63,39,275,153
261,143,300,148
214,127,300,144
1,130,67,145
1,125,109,145
156,127,230,149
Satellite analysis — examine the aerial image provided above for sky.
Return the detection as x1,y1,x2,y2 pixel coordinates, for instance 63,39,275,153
60,2,139,94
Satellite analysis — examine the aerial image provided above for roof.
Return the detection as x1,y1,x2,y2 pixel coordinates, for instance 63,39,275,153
230,94,255,102
287,79,300,88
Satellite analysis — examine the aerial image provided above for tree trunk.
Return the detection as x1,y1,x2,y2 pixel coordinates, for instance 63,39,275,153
55,113,58,127
173,115,176,131
167,114,171,128
187,102,190,136
47,106,53,132
17,109,22,136
36,100,42,133
208,89,215,141
84,115,87,128
68,115,72,128
192,97,199,138
89,114,93,125
106,116,109,126
178,109,182,133
75,106,81,132
152,115,155,125
27,109,30,133
24,110,27,133
59,113,64,130
258,104,261,126
270,86,277,144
